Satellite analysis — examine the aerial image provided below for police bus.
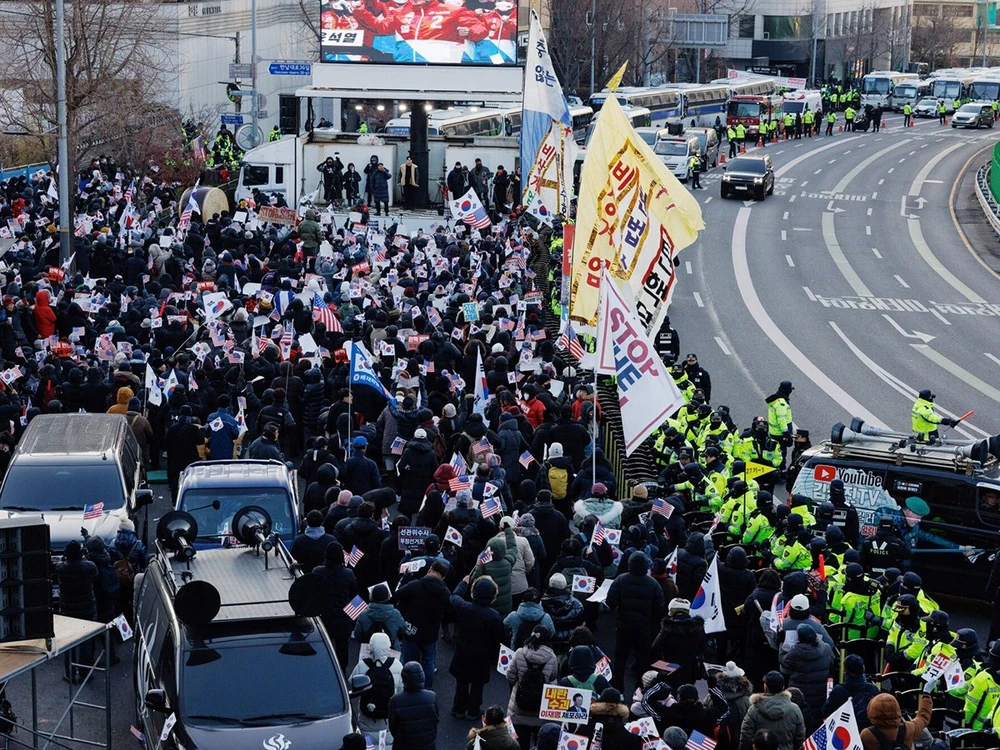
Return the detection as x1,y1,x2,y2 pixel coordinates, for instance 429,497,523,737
860,71,915,108
588,87,682,126
969,74,1000,105
928,69,981,111
666,83,730,127
383,108,510,136
889,77,931,111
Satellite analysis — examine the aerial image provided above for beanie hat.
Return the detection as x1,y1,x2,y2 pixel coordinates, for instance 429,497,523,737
722,660,746,678
549,442,564,459
844,654,865,676
664,727,688,750
339,734,366,750
548,573,567,590
324,540,344,563
472,576,497,604
127,397,141,411
632,484,649,499
371,583,391,603
668,598,691,615
678,684,699,702
442,403,457,418
119,518,135,533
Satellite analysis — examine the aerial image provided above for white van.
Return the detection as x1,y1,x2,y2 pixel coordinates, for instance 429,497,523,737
653,135,700,182
782,90,823,120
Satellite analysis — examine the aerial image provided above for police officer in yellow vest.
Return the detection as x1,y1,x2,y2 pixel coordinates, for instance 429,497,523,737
903,102,913,127
938,100,947,124
911,389,956,443
803,107,815,136
965,641,1000,730
727,124,738,158
689,153,702,190
992,100,998,121
268,126,282,142
884,594,929,672
844,105,856,132
826,110,836,135
735,123,747,150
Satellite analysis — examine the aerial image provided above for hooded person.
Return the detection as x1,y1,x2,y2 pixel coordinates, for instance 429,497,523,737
581,688,643,749
651,597,708,687
739,671,806,750
304,463,340,514
338,501,387,592
107,385,133,415
449,575,505,720
861,692,932,750
779,623,834,728
503,587,554,648
468,524,519,616
397,427,439,516
387,661,439,750
311,540,359,670
717,546,756,660
350,631,404,744
536,441,576,515
354,582,407,649
572,482,623,530
528,489,570,565
606,551,664,692
822,654,880,731
675,531,709,600
506,626,559,746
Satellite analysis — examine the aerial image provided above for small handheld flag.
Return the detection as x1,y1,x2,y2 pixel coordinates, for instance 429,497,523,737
345,545,365,567
343,595,369,620
83,502,105,520
477,547,494,566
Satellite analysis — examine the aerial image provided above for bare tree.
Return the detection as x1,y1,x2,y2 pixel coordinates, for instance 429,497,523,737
911,13,969,68
0,0,171,172
297,0,322,60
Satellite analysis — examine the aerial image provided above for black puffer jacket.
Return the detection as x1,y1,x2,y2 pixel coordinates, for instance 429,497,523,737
779,631,834,719
676,532,709,600
719,546,757,628
397,438,439,515
337,516,386,591
651,613,708,685
528,501,569,563
56,557,98,620
606,552,664,629
388,662,439,750
300,368,326,431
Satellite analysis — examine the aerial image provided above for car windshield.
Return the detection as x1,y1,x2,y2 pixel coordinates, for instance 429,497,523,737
783,101,804,114
0,464,123,511
182,624,346,725
862,78,891,95
958,104,981,113
895,84,917,98
654,141,688,156
180,487,294,538
693,133,707,150
728,101,762,118
917,99,937,107
728,158,766,174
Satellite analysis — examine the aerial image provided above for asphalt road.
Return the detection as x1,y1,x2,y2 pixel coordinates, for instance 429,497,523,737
9,115,1000,749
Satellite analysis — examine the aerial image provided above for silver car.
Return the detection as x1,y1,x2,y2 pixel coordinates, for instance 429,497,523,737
952,102,995,129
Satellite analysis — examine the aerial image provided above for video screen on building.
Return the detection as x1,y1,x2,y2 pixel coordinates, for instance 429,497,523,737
320,0,517,65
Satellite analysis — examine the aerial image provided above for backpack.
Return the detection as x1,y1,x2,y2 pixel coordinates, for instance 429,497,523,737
114,542,139,587
546,463,569,501
359,657,396,720
515,657,547,711
712,703,743,750
567,673,599,692
514,616,541,650
867,724,907,750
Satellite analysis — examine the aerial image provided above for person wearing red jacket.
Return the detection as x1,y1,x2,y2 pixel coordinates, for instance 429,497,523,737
33,289,57,339
352,0,487,63
520,385,546,430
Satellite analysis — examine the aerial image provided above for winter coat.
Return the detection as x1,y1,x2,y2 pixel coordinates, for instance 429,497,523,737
290,529,337,574
651,614,707,685
55,558,98,620
387,665,438,750
559,645,611,694
397,573,452,645
247,435,283,461
572,497,624,531
505,644,559,727
502,601,555,648
509,533,535,596
311,560,359,639
529,502,570,563
449,578,505,684
350,633,404,741
469,526,519,616
298,210,322,250
739,692,806,750
397,438,438,515
467,725,520,750
579,700,643,749
301,369,326,430
719,547,757,629
125,410,154,460
676,532,709,601
824,676,880,730
607,552,664,630
370,167,391,203
343,452,382,496
780,638,835,718
860,693,931,750
107,386,133,415
354,601,407,649
338,516,386,591
33,289,56,339
541,590,584,641
496,419,529,484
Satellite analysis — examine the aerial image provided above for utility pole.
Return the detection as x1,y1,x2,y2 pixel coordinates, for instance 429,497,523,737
251,0,259,147
589,0,596,95
55,0,71,266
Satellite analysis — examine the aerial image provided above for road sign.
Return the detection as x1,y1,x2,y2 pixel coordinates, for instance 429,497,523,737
229,63,253,79
254,110,268,119
220,114,244,126
269,62,311,76
231,88,256,98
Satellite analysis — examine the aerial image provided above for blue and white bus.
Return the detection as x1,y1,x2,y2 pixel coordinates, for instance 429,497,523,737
588,87,682,126
928,70,980,111
666,83,730,127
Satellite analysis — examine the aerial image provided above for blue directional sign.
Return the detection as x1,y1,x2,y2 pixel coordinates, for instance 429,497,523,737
269,62,312,76
220,114,244,126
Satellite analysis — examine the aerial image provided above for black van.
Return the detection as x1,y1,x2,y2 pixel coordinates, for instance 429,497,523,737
790,418,1000,599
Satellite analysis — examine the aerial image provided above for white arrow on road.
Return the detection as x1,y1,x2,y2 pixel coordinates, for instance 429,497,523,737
882,313,936,343
825,200,846,214
899,194,921,219
913,196,928,209
743,200,755,207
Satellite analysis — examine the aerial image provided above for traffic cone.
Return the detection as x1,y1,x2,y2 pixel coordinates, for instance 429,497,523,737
757,134,764,147
719,152,726,164
838,123,844,132
740,142,746,153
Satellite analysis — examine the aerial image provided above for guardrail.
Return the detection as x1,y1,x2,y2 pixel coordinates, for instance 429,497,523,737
975,162,1000,238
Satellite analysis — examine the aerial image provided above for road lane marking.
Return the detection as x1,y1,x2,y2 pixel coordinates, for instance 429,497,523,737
789,195,796,202
907,218,985,302
910,142,964,196
822,212,873,296
704,197,712,204
783,211,789,220
832,139,910,194
986,353,1000,367
872,248,882,258
781,230,787,241
894,275,910,288
693,292,704,307
829,159,837,164
888,168,895,173
714,336,732,355
814,169,823,174
685,261,693,274
878,179,885,185
803,286,816,301
872,191,878,199
867,208,873,216
786,254,795,266
731,207,887,426
912,344,1000,406
930,309,951,325
866,226,871,235
801,180,808,186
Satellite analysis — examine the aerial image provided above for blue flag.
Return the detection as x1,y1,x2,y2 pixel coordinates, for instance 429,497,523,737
349,342,397,405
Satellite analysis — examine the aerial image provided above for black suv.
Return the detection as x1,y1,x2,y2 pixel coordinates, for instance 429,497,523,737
721,154,774,200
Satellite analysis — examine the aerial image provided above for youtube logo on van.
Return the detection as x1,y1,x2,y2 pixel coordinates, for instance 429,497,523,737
813,465,836,482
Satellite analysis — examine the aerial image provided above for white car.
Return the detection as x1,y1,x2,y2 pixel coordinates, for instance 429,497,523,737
653,136,699,182
913,98,939,118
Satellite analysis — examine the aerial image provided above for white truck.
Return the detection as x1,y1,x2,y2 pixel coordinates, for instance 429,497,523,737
234,129,519,208
781,90,823,121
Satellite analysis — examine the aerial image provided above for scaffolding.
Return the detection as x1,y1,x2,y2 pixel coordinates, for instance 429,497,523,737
0,615,112,750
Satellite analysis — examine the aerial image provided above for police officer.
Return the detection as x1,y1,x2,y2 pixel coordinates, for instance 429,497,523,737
742,490,777,550
953,97,962,113
938,99,947,124
826,109,837,135
683,354,712,402
828,478,860,547
992,99,999,122
903,101,913,128
803,106,815,137
965,641,1000,730
689,153,702,190
884,594,927,673
727,123,738,159
844,104,856,132
912,610,956,676
735,122,747,151
783,110,794,138
911,389,956,442
860,516,910,575
766,381,793,464
831,562,882,640
268,125,282,142
655,317,680,364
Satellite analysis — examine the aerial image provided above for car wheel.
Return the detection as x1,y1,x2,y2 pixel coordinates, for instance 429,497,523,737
767,181,774,195
721,186,728,199
991,121,995,129
952,123,957,128
712,156,718,168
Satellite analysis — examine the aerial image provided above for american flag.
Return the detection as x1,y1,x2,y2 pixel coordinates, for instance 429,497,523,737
472,438,491,457
372,249,386,263
477,547,494,565
498,318,515,332
514,315,525,340
280,330,293,361
557,322,586,361
519,451,535,469
365,735,375,750
83,502,104,520
178,188,199,230
651,498,675,519
686,731,718,750
450,453,468,475
590,520,607,547
124,179,135,205
343,595,369,620
312,293,343,333
481,498,501,519
345,545,365,567
449,475,472,493
390,437,407,455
